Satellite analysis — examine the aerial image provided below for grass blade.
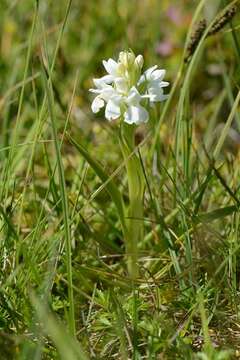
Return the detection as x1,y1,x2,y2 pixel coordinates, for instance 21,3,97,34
67,134,126,232
41,56,75,336
32,295,89,360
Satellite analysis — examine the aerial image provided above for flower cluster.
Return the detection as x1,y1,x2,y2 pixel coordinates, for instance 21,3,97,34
90,51,169,125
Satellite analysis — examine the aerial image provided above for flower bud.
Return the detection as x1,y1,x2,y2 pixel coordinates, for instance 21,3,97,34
119,51,135,68
134,55,144,70
117,63,125,76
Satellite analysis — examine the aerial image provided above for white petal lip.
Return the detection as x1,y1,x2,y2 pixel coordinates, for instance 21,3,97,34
102,58,119,76
105,98,121,121
148,88,168,102
101,87,118,101
115,77,129,93
124,105,149,125
126,87,142,106
91,96,105,113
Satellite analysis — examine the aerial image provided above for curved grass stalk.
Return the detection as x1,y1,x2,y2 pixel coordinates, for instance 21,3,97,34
41,60,75,337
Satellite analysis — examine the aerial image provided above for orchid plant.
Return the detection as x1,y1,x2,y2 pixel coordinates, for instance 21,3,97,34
90,50,169,278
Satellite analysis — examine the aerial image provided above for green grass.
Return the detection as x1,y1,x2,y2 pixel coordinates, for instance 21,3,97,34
1,0,240,359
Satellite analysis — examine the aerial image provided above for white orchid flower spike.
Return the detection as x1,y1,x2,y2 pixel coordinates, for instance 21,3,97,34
89,50,169,125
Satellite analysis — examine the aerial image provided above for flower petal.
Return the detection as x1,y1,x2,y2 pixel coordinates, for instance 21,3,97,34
124,105,149,125
144,65,158,80
126,87,142,106
102,59,119,76
115,77,129,93
147,86,169,102
98,74,115,84
93,77,113,89
151,69,166,81
89,88,101,94
91,96,105,113
105,98,121,121
160,81,169,87
138,66,157,85
101,87,119,101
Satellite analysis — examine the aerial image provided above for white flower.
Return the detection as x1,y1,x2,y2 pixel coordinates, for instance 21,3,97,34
89,79,117,113
124,87,149,124
105,96,122,120
90,51,169,125
139,65,170,102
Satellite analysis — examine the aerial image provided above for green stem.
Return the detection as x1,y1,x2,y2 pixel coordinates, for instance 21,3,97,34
119,122,145,279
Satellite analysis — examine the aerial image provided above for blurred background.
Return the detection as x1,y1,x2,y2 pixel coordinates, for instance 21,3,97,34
0,0,195,112
0,0,238,146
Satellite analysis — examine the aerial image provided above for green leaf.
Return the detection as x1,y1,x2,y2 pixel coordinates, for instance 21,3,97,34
31,295,89,360
195,205,238,224
0,205,18,240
